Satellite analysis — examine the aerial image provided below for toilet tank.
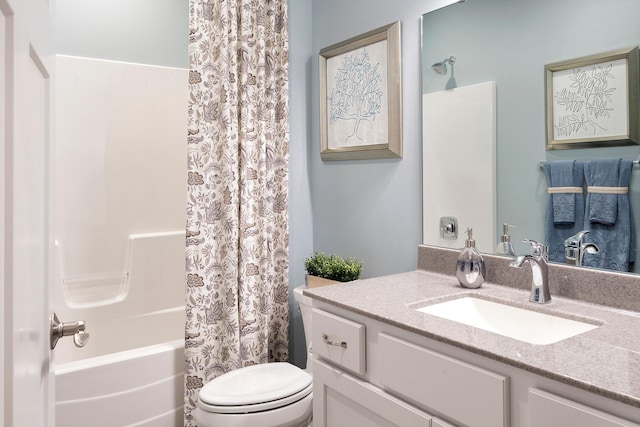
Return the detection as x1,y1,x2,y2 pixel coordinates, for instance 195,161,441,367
293,285,313,370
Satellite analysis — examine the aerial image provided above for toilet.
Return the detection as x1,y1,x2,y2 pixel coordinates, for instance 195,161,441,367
194,285,314,427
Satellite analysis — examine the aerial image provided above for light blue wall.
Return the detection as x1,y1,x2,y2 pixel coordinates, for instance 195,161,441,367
309,0,458,280
288,0,314,368
422,0,640,263
56,0,188,68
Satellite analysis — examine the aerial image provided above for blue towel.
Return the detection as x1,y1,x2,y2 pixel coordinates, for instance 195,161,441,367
543,160,585,262
582,159,634,272
549,160,579,223
587,159,619,225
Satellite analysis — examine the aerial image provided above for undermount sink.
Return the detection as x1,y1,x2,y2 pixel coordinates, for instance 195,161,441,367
416,296,600,345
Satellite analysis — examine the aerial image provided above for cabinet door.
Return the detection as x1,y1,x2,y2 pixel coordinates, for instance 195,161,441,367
529,389,640,427
379,333,508,427
313,359,432,426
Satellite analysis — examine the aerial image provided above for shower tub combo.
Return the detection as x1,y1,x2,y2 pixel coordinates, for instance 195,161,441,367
54,55,188,427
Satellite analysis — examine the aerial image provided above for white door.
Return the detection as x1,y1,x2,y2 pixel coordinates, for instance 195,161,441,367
2,0,55,426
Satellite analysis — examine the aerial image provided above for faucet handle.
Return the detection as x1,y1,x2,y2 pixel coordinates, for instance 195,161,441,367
523,239,548,257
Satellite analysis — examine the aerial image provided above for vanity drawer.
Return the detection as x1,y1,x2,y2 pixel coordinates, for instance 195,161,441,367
378,333,508,427
312,309,365,375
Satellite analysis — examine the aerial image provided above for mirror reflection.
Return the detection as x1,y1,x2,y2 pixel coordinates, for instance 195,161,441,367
422,0,640,273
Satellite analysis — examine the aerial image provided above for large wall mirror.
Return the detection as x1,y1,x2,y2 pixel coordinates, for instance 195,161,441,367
422,0,640,273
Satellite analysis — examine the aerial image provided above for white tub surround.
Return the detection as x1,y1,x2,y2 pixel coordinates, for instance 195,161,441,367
54,55,188,363
55,56,187,311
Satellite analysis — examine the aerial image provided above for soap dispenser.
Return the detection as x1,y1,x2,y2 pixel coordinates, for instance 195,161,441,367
456,227,486,289
495,223,516,256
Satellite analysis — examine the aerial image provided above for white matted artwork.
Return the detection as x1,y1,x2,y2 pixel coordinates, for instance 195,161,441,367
326,39,388,149
545,46,639,150
319,21,402,160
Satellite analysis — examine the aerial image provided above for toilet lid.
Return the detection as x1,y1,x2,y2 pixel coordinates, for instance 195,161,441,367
199,362,312,407
198,383,312,414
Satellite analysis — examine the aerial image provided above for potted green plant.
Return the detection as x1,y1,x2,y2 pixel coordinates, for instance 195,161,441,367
304,252,363,288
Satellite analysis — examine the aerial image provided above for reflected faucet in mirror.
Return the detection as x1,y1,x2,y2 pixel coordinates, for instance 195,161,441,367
564,230,599,267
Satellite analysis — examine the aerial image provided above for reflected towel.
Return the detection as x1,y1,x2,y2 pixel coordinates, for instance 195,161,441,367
582,159,634,272
546,160,581,223
586,159,621,225
543,160,585,262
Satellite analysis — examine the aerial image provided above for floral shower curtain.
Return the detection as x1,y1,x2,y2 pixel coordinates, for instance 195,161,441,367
184,0,290,424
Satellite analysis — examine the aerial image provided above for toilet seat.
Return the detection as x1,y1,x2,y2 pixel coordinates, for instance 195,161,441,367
199,383,313,414
198,362,312,415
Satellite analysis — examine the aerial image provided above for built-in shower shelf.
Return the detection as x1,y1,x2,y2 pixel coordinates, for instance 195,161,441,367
62,272,129,308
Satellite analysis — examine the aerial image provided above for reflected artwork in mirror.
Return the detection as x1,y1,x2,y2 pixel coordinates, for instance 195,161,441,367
421,0,640,273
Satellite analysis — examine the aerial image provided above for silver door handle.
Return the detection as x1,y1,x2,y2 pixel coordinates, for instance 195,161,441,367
50,313,90,350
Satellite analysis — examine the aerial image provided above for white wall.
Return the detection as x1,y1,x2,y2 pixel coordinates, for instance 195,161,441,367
56,0,188,68
0,6,5,422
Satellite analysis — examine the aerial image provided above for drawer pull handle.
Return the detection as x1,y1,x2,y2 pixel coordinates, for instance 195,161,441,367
322,333,347,349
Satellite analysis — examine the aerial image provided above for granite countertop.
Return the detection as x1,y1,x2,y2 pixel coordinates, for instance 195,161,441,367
303,246,640,409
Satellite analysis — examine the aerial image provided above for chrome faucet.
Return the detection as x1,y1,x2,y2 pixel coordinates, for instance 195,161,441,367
509,239,551,304
564,230,599,266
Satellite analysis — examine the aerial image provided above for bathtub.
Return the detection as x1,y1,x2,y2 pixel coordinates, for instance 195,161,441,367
55,339,184,427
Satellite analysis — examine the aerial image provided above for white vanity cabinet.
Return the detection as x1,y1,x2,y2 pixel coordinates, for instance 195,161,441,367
311,303,640,427
312,308,451,426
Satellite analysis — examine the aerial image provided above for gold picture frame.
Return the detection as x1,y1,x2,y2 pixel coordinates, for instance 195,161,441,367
319,21,402,160
545,46,640,150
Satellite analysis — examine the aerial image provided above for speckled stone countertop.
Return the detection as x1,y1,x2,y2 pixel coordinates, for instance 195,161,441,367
304,245,640,408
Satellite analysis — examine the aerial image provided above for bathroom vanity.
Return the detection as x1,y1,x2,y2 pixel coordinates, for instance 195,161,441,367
304,245,640,426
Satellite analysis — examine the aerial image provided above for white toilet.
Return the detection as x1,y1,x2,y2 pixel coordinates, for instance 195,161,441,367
194,285,314,427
